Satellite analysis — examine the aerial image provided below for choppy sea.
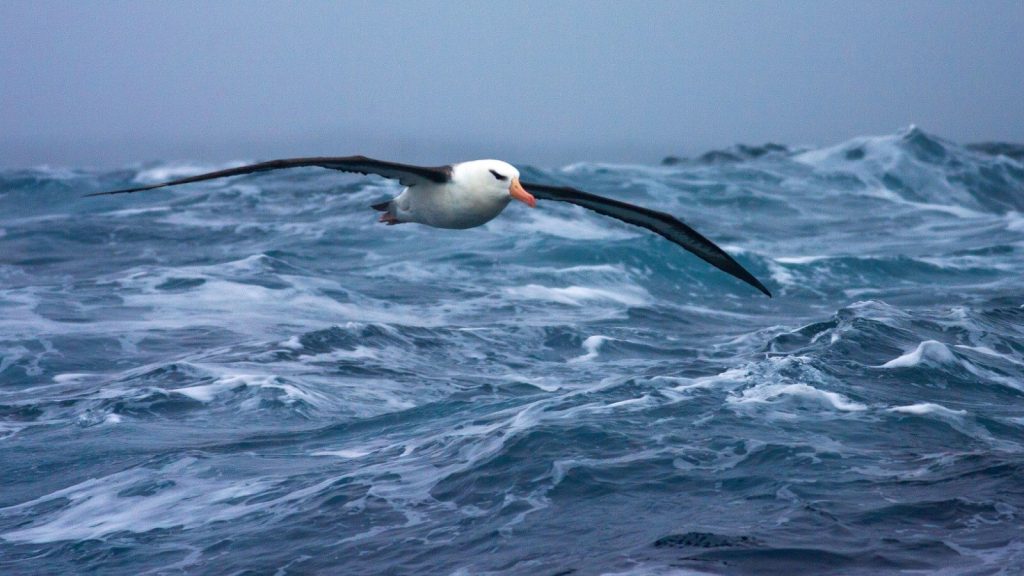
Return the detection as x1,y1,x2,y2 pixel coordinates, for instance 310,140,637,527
2,127,1023,575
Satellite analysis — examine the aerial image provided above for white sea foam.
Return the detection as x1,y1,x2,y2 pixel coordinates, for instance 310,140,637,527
133,162,249,184
955,344,1023,366
654,366,752,399
5,136,1024,569
889,403,966,417
23,165,81,179
302,346,379,362
172,381,234,403
774,255,830,265
675,305,757,319
52,373,91,383
843,287,886,300
729,383,867,412
766,260,796,287
860,187,988,219
880,340,957,368
280,335,304,350
499,374,562,392
493,208,636,241
569,335,610,363
794,127,996,216
311,448,373,458
503,284,649,307
113,271,446,334
548,264,624,275
879,340,1023,391
105,206,172,217
845,300,912,323
172,374,328,410
1,458,272,543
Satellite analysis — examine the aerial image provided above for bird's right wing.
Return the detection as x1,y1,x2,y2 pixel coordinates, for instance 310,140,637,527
521,181,771,297
85,156,453,196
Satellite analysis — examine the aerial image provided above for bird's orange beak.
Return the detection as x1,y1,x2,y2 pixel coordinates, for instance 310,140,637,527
509,178,536,207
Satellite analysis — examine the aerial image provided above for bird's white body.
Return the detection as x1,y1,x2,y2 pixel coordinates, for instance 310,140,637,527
382,160,522,229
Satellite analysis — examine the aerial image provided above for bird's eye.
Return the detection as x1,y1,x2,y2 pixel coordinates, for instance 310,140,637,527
489,169,508,181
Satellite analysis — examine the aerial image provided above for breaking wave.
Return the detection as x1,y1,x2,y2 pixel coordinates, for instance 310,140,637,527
2,128,1023,574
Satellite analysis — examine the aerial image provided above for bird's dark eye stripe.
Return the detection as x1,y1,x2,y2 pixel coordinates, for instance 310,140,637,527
489,169,508,181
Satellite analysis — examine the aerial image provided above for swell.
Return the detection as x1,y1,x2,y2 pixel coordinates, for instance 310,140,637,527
2,129,1024,575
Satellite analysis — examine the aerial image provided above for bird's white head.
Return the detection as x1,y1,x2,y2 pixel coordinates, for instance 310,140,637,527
454,159,536,208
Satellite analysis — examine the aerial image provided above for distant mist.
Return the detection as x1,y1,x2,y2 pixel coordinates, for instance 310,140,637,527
2,1,1022,168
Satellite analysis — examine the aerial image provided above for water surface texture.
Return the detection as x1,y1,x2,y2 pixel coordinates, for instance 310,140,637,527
2,128,1024,575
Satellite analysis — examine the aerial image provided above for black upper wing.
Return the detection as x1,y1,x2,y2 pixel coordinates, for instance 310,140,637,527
521,181,771,297
86,156,452,196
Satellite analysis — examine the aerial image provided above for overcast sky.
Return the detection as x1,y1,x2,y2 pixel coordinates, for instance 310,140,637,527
2,1,1022,168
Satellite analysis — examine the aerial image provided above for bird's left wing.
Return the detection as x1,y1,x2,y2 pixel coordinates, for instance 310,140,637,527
85,156,453,196
521,181,771,297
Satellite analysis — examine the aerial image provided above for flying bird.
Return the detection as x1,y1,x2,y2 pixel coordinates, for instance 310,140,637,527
88,156,771,297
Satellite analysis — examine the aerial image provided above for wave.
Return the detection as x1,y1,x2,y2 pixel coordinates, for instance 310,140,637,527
3,128,1024,574
794,126,1024,213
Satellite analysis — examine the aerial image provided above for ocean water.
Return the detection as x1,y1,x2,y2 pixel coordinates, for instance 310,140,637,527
1,127,1023,575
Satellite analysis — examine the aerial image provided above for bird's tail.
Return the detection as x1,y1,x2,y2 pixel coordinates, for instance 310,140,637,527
371,200,402,225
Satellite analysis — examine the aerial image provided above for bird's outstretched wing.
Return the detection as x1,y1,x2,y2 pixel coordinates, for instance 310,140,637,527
85,156,452,196
521,181,771,297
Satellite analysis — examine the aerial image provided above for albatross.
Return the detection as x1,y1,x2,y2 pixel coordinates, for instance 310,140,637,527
88,156,771,297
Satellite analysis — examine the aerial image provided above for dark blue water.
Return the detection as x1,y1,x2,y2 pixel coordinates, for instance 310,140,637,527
2,127,1023,575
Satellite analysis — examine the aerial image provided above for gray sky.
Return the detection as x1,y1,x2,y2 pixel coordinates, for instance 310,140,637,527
2,0,1022,168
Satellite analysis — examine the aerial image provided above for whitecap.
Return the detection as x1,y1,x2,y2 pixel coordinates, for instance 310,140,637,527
52,373,91,383
729,383,867,412
569,335,610,363
860,187,988,219
879,341,1022,391
311,448,373,458
499,374,562,392
774,255,830,265
879,340,957,368
548,264,624,275
171,380,236,403
654,366,751,395
105,206,172,217
1,458,273,543
133,162,249,184
302,346,379,362
168,373,332,413
889,403,967,417
280,335,304,350
494,209,636,241
766,260,796,287
503,284,649,307
793,127,1003,215
954,344,1023,366
675,305,757,319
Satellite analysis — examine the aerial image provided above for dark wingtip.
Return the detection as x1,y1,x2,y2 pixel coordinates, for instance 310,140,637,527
736,267,772,298
83,184,164,197
736,272,772,298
